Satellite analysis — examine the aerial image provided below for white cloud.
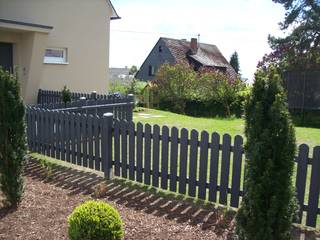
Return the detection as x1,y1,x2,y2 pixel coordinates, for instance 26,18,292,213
110,0,285,82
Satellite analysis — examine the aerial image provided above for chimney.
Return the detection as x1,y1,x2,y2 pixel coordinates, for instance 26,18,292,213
190,38,198,53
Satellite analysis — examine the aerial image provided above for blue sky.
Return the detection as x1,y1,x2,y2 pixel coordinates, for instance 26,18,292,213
110,0,286,82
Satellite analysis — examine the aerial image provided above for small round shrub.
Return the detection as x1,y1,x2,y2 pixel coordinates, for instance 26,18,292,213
68,200,124,240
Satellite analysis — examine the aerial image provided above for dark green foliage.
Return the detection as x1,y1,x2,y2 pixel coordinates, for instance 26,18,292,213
61,85,71,105
68,200,124,240
236,66,297,240
230,51,240,74
0,68,26,206
260,0,320,71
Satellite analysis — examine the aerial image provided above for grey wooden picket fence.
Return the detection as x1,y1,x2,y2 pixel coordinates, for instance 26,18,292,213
37,89,109,105
25,108,320,228
31,93,134,121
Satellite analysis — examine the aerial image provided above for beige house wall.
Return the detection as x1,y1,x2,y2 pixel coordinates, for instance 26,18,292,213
0,0,114,103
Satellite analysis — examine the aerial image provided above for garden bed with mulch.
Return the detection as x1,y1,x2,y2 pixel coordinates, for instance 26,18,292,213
0,158,318,240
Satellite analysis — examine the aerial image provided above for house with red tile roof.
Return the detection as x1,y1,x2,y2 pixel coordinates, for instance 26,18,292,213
135,37,237,82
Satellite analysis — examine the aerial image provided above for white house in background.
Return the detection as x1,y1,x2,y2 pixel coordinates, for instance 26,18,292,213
0,0,120,104
109,67,134,83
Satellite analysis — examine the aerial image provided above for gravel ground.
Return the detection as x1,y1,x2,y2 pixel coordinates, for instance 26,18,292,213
0,159,319,240
0,159,236,240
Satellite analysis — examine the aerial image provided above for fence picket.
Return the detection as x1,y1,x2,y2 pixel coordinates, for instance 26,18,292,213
82,114,88,167
121,121,128,178
220,134,231,205
188,130,199,197
114,120,121,176
179,128,188,195
136,122,143,183
60,112,66,161
295,144,309,223
94,116,100,171
161,126,169,190
128,122,135,180
144,124,152,185
54,111,60,159
198,131,209,200
209,132,220,202
170,127,178,192
230,135,243,208
71,113,76,164
76,114,82,165
65,112,71,163
306,147,320,227
88,115,94,169
152,125,160,188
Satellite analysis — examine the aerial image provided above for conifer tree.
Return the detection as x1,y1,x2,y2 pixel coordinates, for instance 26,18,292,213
230,51,240,74
0,68,26,206
236,66,297,240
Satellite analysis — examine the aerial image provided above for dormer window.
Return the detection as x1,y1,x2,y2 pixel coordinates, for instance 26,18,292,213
158,46,162,53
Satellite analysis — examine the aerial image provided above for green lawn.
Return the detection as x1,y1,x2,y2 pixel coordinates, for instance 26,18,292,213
133,108,320,148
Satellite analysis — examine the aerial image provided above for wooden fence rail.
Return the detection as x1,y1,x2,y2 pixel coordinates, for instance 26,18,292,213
25,108,320,228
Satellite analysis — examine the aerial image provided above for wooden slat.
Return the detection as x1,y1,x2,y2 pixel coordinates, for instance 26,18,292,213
144,124,152,185
306,147,320,227
114,120,121,176
160,126,169,190
70,113,76,164
295,144,309,223
198,131,209,200
94,116,101,171
209,132,220,202
188,130,198,197
230,135,243,208
170,127,178,192
179,128,188,195
59,112,66,161
136,122,143,183
76,113,82,165
54,111,60,159
82,114,88,167
128,121,135,180
88,115,94,169
65,112,71,163
219,134,231,205
121,121,128,178
152,125,160,188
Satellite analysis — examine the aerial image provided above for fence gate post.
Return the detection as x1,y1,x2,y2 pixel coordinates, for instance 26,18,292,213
128,94,135,121
102,112,113,179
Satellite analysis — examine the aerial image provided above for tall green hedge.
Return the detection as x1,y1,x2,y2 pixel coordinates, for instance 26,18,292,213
0,68,26,206
236,66,297,240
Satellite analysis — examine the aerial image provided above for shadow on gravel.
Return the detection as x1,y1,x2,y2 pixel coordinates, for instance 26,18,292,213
24,158,320,240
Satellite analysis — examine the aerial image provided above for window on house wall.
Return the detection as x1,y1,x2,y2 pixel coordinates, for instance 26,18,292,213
158,46,162,52
148,65,155,76
44,48,68,64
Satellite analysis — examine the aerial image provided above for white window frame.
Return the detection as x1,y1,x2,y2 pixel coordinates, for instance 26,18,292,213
44,47,68,64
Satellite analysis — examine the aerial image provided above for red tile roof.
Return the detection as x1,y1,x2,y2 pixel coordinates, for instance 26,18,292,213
161,37,237,81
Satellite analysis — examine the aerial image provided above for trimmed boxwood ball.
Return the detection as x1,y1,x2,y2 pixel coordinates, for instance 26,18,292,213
68,200,124,240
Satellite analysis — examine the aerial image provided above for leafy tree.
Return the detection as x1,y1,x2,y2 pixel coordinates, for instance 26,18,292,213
129,65,138,75
230,51,240,74
155,63,197,113
259,0,320,70
0,68,26,206
197,70,246,117
236,66,297,240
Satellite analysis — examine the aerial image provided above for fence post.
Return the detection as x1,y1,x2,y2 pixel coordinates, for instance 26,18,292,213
91,91,97,100
128,94,135,121
101,112,113,179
